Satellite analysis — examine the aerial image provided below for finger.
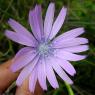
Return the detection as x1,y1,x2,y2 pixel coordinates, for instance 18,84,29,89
0,60,19,93
15,78,44,95
34,81,44,95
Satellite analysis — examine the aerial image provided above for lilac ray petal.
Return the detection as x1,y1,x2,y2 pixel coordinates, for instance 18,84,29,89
35,5,44,36
5,30,35,46
44,3,55,40
49,7,67,40
53,28,85,42
51,59,73,84
14,47,33,60
16,56,39,86
54,50,87,61
8,18,37,45
45,57,59,89
10,50,37,72
37,58,47,90
52,57,76,76
29,67,37,93
52,37,88,48
29,5,43,41
61,45,89,53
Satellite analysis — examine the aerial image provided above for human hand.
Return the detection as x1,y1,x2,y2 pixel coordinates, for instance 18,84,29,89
0,60,43,95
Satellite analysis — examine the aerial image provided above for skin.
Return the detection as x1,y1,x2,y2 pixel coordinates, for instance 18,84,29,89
0,60,44,95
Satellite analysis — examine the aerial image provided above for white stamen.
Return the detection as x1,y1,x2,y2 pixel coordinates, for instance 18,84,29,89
37,42,54,56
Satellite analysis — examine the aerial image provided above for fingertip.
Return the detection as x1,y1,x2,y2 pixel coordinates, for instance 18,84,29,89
15,79,44,95
0,60,19,93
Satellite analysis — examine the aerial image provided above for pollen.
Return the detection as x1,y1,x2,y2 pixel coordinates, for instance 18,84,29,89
37,42,54,56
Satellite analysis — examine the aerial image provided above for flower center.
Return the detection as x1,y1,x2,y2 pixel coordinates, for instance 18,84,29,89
37,42,54,56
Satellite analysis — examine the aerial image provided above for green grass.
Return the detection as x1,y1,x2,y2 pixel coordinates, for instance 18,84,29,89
0,0,95,95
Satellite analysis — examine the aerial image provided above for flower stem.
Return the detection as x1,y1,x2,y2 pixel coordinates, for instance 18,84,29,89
65,82,74,95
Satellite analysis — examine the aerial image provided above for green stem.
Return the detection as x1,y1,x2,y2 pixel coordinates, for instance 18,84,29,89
65,82,74,95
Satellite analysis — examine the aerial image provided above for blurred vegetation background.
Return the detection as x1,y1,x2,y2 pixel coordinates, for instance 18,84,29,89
0,0,95,95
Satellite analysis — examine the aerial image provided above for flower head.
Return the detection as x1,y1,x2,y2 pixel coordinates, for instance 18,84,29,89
5,3,88,92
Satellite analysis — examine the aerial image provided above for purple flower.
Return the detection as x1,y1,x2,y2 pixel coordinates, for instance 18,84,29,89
5,3,88,92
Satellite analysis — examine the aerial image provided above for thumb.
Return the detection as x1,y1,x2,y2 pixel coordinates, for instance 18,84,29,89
0,60,19,93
